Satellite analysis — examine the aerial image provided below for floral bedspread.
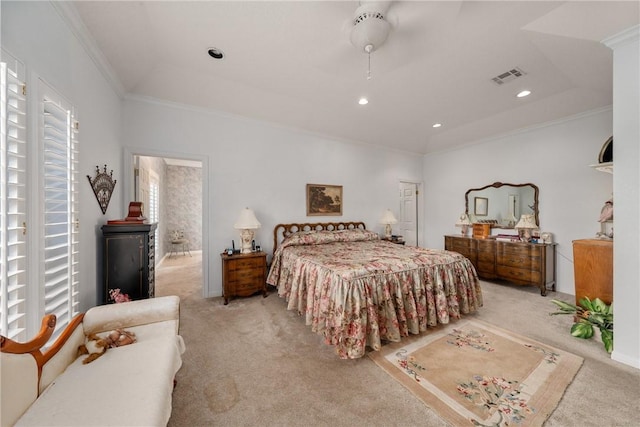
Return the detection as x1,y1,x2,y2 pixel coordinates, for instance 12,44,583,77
267,229,482,359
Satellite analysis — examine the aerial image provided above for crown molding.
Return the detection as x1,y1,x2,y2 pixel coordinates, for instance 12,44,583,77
50,1,125,98
602,24,640,49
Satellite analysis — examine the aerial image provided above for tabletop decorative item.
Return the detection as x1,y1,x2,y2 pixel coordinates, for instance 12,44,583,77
87,165,116,214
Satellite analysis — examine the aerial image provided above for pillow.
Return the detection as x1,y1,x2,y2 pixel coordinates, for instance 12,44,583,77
279,229,379,251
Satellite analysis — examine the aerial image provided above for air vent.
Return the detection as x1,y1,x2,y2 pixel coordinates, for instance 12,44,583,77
491,67,526,85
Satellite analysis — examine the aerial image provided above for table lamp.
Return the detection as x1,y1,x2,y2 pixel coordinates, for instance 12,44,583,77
515,214,538,242
455,213,472,236
233,208,261,254
379,209,398,239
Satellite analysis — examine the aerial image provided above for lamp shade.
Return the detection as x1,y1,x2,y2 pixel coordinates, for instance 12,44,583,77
455,213,472,226
379,209,398,225
515,214,537,230
233,208,261,230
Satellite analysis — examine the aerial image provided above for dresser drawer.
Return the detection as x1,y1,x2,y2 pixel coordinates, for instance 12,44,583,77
477,261,496,277
477,250,495,263
497,265,542,284
496,244,541,271
445,237,476,255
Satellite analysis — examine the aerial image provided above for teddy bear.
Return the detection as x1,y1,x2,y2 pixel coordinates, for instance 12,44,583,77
77,329,137,364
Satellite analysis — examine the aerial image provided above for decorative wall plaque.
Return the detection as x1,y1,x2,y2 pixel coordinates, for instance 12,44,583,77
87,165,116,214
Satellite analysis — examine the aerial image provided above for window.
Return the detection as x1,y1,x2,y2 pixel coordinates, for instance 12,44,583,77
149,171,159,248
0,52,28,341
39,79,80,340
0,52,80,342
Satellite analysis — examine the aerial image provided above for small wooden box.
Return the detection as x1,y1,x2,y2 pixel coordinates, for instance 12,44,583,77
473,223,491,239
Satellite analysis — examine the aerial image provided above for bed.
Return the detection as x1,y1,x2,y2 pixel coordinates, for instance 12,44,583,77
266,222,482,359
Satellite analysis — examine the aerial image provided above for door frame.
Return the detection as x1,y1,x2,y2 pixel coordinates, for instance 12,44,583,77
124,147,210,298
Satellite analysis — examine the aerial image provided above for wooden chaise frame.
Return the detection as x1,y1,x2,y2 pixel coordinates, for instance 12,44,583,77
1,313,85,390
272,221,366,253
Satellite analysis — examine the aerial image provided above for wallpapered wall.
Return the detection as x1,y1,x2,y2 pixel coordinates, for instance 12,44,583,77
165,165,203,253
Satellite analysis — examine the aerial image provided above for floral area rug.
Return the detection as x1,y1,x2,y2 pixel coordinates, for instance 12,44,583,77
368,319,583,427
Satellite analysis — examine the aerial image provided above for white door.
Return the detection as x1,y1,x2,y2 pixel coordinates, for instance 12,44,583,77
399,182,418,246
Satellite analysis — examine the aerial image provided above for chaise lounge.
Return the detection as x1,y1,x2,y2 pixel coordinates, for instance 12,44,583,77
1,295,185,427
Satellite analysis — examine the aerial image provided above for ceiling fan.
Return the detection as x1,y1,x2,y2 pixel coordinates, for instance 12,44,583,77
348,1,393,79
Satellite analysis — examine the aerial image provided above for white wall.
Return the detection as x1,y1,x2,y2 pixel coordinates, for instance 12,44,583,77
1,1,124,311
423,109,613,296
122,96,423,298
605,26,640,368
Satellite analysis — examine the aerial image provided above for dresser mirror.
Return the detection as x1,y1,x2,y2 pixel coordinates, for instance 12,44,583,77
465,182,539,228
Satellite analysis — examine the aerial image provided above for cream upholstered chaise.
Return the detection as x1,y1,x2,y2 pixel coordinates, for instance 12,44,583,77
1,295,185,427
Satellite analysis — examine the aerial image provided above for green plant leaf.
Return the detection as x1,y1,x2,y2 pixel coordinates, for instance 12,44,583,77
550,299,579,312
600,328,614,353
579,296,594,311
591,298,608,313
588,313,606,326
571,322,594,339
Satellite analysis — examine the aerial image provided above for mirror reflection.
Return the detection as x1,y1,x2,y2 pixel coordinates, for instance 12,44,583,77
465,182,539,228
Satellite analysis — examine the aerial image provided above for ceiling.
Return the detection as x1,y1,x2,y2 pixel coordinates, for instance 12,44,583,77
69,1,639,154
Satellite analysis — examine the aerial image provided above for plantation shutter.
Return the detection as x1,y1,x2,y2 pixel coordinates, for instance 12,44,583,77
0,53,28,341
149,171,159,250
40,81,79,338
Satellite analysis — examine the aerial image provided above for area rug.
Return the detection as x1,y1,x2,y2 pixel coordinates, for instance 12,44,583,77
368,319,583,427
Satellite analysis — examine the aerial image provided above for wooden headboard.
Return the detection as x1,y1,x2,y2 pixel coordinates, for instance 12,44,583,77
272,221,366,253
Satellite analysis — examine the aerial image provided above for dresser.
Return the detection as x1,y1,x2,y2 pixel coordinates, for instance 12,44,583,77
573,239,613,305
221,251,268,305
445,235,556,295
101,223,157,304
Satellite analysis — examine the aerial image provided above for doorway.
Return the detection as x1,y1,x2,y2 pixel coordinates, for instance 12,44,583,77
124,148,209,298
399,181,420,246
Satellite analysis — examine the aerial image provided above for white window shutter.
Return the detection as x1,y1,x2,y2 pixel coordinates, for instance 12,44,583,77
0,54,28,341
40,82,79,339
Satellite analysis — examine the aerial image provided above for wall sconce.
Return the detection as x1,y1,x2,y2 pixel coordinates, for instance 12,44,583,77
455,213,472,236
379,209,398,239
233,208,261,254
515,214,538,242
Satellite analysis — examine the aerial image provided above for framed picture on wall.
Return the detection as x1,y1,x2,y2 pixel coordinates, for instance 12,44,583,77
306,184,342,216
474,197,488,216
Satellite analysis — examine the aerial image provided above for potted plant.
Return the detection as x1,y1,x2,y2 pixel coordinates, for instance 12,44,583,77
550,297,613,353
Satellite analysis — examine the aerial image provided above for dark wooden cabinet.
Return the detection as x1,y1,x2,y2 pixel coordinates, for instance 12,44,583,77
221,251,268,305
101,223,157,304
445,235,556,295
573,239,613,305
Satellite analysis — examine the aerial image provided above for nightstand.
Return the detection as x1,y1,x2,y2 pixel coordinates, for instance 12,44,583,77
221,251,268,305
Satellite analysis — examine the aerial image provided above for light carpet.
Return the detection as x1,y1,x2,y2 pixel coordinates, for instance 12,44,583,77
369,319,583,427
156,251,640,426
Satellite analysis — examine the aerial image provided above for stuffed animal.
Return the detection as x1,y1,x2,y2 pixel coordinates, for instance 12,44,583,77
107,328,137,347
77,329,137,364
77,333,110,364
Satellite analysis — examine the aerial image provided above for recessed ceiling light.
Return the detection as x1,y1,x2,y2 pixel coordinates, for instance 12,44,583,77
358,97,369,105
207,47,225,60
517,90,531,98
432,123,442,128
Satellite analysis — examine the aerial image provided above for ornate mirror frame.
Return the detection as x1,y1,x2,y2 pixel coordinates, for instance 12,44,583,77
465,182,539,227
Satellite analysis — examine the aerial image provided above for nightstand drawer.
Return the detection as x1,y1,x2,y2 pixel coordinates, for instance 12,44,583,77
227,267,264,282
232,277,265,292
228,257,263,270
